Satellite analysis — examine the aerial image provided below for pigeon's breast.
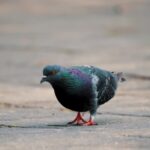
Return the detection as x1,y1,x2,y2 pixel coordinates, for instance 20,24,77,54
53,84,93,112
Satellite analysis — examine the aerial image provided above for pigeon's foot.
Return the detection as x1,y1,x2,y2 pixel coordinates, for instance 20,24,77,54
68,112,87,125
82,120,97,126
82,116,97,126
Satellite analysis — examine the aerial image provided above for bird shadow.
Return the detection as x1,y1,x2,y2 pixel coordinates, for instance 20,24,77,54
0,123,95,129
0,124,71,129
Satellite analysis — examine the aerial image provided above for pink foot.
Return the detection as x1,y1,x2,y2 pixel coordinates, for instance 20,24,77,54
68,112,87,125
82,117,97,126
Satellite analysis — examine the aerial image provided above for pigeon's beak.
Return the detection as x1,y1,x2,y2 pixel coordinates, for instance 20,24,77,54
40,77,48,84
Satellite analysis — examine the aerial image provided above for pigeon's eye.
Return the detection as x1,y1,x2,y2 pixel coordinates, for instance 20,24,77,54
49,70,58,75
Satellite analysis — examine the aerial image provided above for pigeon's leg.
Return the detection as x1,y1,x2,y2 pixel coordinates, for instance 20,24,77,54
68,112,87,125
83,102,97,126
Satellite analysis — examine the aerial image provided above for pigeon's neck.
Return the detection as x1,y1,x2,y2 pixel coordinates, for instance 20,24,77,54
51,71,92,95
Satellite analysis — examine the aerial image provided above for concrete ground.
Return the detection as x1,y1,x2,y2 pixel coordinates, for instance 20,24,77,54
0,0,150,150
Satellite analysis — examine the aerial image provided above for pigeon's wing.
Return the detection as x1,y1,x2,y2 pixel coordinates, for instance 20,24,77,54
72,66,118,105
68,66,117,105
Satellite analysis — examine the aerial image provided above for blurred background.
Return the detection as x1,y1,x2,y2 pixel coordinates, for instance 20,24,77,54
0,0,150,87
0,0,150,149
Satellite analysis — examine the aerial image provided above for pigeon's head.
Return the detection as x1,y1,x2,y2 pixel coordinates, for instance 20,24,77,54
40,65,62,84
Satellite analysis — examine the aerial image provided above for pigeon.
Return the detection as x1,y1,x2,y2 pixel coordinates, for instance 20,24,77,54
40,65,126,126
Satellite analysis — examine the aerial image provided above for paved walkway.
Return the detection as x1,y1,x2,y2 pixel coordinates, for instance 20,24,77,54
0,0,150,149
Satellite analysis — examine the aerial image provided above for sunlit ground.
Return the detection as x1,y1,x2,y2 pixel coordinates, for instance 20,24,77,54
0,0,150,149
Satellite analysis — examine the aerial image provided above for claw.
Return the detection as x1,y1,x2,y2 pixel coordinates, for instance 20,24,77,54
82,120,97,126
82,116,97,126
68,112,87,125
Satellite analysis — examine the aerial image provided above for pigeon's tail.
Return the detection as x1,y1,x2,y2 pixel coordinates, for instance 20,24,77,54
116,72,126,82
112,72,126,82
